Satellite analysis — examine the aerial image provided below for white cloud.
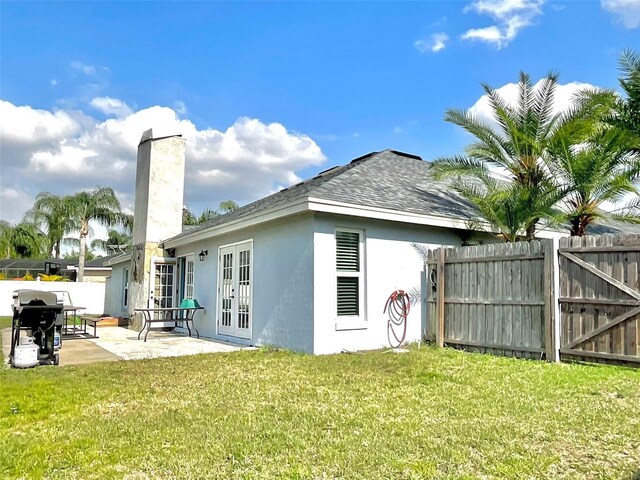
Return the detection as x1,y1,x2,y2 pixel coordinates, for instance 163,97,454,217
467,78,597,130
0,99,326,227
70,61,97,76
601,0,640,28
414,32,450,53
174,100,188,115
461,26,503,43
50,79,58,86
461,0,546,48
90,97,133,117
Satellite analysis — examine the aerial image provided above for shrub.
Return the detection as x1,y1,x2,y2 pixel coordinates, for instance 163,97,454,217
39,274,70,282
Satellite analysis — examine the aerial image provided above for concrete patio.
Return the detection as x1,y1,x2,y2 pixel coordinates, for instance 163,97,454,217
2,326,247,367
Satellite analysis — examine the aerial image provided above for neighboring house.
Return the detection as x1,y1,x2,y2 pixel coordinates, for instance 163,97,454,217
67,256,118,283
0,256,115,282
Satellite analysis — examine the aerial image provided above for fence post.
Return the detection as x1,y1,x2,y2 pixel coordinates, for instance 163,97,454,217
436,248,445,348
544,238,561,362
421,261,428,341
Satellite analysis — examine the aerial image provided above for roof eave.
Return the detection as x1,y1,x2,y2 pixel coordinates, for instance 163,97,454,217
306,197,497,232
163,198,312,248
105,253,132,266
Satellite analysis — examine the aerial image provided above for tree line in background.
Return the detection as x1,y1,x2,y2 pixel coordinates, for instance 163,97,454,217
433,49,640,241
0,187,239,280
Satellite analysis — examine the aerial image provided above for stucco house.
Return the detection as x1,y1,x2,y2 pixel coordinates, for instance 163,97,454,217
105,131,500,354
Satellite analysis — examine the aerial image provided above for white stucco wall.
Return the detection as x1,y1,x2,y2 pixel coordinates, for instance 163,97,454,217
312,213,463,354
104,263,129,318
0,281,106,316
174,213,315,352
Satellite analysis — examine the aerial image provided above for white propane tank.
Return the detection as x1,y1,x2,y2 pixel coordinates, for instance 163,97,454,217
13,337,39,368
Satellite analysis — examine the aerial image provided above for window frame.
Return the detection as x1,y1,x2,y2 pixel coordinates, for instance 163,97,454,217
334,228,366,330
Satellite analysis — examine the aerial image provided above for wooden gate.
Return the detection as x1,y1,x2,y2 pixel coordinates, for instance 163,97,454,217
558,235,640,364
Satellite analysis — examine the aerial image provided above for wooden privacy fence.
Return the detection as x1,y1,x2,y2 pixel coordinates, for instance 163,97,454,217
425,234,640,365
558,234,640,364
425,240,557,360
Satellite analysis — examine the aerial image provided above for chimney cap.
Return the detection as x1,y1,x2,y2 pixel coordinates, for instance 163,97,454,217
139,129,154,145
138,129,183,146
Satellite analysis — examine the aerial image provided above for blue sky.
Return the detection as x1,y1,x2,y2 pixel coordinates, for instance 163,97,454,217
1,0,639,230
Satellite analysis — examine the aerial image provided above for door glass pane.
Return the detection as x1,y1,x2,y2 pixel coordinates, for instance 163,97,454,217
185,259,195,299
237,248,250,330
153,264,174,317
221,252,233,327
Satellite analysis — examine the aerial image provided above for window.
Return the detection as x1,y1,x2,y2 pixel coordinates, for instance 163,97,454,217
123,268,129,308
335,229,364,320
185,257,195,299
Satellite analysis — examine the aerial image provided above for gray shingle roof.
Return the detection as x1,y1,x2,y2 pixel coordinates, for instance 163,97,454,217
165,148,640,244
167,150,478,243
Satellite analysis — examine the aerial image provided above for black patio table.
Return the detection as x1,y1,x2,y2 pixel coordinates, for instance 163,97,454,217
134,307,203,342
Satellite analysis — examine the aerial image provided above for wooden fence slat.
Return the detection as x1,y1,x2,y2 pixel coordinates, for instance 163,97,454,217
436,248,445,348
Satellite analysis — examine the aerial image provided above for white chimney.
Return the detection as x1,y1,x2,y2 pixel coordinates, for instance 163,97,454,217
133,128,186,244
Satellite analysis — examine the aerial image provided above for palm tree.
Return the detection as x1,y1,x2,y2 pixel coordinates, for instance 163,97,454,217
432,71,568,240
0,220,47,258
25,192,75,258
545,124,640,236
182,200,237,226
605,49,640,145
456,175,563,242
579,49,640,153
66,186,125,281
218,200,239,213
91,228,132,254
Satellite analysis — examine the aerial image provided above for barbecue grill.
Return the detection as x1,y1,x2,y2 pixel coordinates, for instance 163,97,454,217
10,290,63,367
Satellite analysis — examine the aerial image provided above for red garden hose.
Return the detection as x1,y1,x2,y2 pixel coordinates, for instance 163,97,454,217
384,290,410,348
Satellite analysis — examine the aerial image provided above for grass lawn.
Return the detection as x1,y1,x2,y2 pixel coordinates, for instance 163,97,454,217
1,346,639,479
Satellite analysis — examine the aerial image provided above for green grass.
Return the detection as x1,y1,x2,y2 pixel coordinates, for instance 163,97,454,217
1,346,639,479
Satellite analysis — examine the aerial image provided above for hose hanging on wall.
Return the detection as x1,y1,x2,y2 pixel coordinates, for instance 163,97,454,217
384,290,410,348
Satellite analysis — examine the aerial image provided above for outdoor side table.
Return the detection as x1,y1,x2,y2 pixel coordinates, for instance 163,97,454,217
134,307,203,342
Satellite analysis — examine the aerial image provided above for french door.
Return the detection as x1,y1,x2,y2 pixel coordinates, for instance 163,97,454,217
150,259,176,325
178,255,195,301
218,241,252,339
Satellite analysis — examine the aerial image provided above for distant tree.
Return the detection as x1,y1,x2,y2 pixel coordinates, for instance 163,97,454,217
63,243,97,262
0,220,47,258
25,192,76,258
197,208,218,223
91,228,132,254
218,200,239,214
182,200,239,226
182,207,198,226
66,187,125,281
